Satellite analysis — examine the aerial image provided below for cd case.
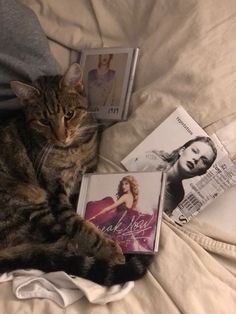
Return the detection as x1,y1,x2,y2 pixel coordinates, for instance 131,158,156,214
71,47,139,121
77,171,166,253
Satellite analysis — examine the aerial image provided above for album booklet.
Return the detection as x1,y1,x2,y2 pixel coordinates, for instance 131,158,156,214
122,106,236,225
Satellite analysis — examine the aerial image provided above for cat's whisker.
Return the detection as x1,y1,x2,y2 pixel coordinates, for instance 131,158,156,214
76,125,98,135
33,142,50,170
35,144,49,179
36,143,54,180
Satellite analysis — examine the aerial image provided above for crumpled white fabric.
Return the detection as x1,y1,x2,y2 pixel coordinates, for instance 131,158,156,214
0,270,134,308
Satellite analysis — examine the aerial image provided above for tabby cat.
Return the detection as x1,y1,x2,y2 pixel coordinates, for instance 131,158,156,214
0,63,153,286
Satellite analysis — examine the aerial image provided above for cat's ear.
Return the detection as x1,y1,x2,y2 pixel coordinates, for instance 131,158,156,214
10,81,40,100
60,63,83,90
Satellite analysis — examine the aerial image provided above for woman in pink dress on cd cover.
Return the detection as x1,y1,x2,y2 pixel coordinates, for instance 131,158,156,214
85,175,157,252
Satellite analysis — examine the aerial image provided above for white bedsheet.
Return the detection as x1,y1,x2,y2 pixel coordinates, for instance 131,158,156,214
6,0,236,312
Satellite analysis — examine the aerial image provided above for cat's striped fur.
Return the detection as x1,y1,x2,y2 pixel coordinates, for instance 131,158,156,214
0,64,153,286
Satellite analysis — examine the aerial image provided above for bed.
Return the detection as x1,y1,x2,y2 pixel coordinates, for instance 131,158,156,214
1,0,236,313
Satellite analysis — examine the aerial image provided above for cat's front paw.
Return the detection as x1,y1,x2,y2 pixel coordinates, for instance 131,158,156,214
99,235,125,265
84,220,125,265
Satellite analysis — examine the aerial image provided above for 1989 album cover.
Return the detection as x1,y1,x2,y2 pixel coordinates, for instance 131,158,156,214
71,47,139,121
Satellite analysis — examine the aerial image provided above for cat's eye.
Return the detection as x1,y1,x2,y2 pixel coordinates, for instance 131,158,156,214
65,111,75,121
38,118,50,126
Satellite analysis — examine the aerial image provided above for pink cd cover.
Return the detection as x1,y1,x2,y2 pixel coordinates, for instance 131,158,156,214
77,171,166,253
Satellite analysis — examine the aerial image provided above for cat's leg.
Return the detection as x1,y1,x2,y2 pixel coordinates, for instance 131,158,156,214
0,174,67,239
7,171,123,264
14,182,47,205
0,179,64,247
44,173,125,264
47,188,124,264
0,176,47,207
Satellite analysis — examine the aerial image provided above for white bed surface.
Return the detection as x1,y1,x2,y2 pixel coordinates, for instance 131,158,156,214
6,0,236,312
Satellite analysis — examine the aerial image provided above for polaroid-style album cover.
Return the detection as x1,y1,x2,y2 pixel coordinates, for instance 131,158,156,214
71,47,139,121
77,171,166,254
122,106,236,225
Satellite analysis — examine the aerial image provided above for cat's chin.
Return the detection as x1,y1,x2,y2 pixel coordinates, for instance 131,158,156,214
53,138,76,148
54,141,73,148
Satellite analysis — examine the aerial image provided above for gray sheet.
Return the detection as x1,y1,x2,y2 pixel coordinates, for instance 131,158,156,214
0,0,60,113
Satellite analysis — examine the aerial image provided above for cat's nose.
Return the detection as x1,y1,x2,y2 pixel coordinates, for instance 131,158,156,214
52,126,68,144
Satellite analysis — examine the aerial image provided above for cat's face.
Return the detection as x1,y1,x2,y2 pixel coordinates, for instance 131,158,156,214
10,64,97,147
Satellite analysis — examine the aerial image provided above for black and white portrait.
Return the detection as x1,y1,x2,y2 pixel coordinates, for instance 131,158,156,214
122,107,222,221
125,136,217,216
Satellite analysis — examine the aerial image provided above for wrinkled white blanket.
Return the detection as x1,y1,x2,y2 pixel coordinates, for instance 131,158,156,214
1,0,235,313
